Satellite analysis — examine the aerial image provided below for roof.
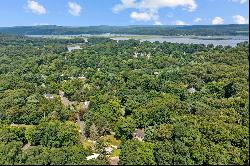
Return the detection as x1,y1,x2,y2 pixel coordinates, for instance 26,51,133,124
105,147,113,154
44,94,54,98
86,153,100,160
133,129,145,138
109,157,119,165
187,87,196,93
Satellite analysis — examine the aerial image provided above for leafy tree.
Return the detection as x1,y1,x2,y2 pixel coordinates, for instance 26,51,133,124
119,140,156,165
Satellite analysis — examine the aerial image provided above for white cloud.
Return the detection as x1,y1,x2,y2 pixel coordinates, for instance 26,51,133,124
194,17,202,22
175,20,189,25
68,1,82,16
211,17,224,25
114,0,197,25
231,0,248,4
113,0,137,13
113,0,198,13
154,21,163,25
130,11,159,21
26,0,46,15
130,11,153,21
232,15,249,24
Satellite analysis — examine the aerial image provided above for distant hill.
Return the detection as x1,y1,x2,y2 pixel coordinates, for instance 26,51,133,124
0,24,248,36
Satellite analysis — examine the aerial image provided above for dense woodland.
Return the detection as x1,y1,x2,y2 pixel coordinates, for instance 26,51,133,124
0,33,249,165
0,24,249,36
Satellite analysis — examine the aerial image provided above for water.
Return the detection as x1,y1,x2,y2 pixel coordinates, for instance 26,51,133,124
111,35,249,47
27,34,249,47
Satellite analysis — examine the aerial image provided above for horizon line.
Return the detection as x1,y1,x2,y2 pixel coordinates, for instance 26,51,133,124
0,24,249,28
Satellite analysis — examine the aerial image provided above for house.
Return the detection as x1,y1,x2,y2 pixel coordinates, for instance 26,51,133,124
133,52,139,58
44,94,54,99
121,108,125,116
133,129,145,141
109,157,119,165
86,153,100,160
78,76,86,80
59,90,75,106
22,143,31,151
67,45,82,52
105,147,113,154
69,77,75,80
88,140,96,144
83,101,90,109
154,72,160,76
187,87,196,94
10,123,30,128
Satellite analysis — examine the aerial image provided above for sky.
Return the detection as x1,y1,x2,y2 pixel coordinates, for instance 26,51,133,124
0,0,249,27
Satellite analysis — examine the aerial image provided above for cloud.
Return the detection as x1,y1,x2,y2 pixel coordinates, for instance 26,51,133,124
130,11,152,21
231,0,248,4
154,21,163,25
113,0,197,13
130,11,158,21
194,17,202,22
26,0,46,15
211,17,224,25
114,0,197,25
113,0,137,13
232,15,249,24
68,1,82,16
175,20,189,25
129,10,161,24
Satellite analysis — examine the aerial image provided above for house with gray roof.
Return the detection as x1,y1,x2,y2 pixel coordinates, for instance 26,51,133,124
133,128,145,141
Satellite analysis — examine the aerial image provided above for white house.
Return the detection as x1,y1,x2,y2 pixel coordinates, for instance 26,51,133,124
187,87,196,94
86,153,100,160
44,94,54,99
105,147,113,154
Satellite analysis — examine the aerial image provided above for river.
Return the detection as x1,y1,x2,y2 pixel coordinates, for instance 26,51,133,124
27,34,249,47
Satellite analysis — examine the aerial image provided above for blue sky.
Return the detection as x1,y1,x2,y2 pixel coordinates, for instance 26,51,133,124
0,0,249,27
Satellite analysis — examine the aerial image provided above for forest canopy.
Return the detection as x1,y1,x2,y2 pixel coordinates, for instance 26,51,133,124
0,33,249,165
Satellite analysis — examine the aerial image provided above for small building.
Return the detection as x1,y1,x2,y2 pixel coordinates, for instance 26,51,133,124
154,72,160,76
105,147,113,154
22,143,31,151
187,87,196,94
67,45,82,52
78,76,86,80
88,140,96,144
109,157,119,165
44,94,54,99
86,153,100,160
133,128,145,141
84,101,90,109
121,108,125,116
133,52,139,58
